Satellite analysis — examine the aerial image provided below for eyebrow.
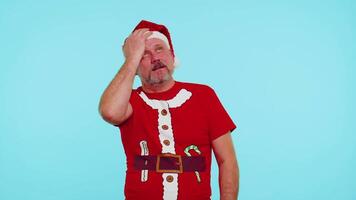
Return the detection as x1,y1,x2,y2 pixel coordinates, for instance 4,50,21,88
154,44,163,48
145,44,164,52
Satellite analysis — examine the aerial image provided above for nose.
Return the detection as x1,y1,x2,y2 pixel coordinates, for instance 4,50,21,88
151,58,160,64
150,52,161,63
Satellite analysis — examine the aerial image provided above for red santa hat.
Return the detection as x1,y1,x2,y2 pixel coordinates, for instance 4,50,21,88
132,20,179,66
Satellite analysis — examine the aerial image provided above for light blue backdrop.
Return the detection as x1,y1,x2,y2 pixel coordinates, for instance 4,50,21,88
1,0,355,199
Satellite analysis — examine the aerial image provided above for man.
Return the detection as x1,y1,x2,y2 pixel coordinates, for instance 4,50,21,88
99,20,239,200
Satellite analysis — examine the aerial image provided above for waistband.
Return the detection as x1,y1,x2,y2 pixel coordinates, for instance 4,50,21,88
134,153,206,173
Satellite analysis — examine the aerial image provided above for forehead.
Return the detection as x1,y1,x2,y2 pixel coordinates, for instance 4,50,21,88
145,38,169,50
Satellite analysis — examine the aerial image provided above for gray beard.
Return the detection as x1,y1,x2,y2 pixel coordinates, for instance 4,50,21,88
139,67,174,85
147,71,171,85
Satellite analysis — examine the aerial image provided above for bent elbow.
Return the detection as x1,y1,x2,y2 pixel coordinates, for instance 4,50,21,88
99,107,126,126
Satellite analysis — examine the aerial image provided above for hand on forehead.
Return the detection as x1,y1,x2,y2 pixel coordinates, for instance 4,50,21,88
131,20,175,57
132,28,152,36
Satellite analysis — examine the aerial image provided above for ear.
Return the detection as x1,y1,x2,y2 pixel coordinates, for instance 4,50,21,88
174,56,180,68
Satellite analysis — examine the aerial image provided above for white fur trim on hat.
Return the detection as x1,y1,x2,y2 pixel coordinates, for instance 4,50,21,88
147,31,171,50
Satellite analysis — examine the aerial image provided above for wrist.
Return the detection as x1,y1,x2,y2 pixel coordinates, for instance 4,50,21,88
125,57,141,66
125,58,140,69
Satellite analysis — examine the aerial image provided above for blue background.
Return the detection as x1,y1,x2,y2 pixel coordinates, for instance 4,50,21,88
1,0,355,199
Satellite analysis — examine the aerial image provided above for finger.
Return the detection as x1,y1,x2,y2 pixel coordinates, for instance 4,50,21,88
143,31,153,39
122,37,129,47
137,29,151,37
133,28,149,36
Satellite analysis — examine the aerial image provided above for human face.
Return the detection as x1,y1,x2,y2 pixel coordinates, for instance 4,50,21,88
137,38,175,85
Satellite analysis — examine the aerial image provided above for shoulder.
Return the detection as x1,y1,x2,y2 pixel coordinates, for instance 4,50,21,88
178,81,215,93
127,88,142,105
176,81,221,105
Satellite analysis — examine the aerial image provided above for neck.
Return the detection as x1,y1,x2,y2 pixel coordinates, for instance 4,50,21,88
141,79,175,93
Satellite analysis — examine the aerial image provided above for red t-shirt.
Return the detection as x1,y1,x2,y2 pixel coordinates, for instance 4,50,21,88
118,81,236,200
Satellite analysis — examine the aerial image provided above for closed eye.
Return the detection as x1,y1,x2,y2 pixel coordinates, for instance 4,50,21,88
155,46,163,52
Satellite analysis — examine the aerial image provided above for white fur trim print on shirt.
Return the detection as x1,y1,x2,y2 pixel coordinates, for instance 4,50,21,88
138,88,192,200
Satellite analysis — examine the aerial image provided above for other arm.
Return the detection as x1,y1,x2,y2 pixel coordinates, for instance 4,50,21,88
212,132,239,200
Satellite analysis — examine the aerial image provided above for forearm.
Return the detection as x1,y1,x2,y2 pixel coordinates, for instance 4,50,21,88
99,59,138,122
218,159,239,200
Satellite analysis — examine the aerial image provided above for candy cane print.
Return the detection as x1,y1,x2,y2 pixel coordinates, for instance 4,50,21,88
184,145,201,183
140,140,149,182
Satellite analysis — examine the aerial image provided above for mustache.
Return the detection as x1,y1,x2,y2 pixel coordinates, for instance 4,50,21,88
151,60,167,71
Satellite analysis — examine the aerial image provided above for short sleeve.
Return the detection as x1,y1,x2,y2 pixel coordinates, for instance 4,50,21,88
205,87,237,141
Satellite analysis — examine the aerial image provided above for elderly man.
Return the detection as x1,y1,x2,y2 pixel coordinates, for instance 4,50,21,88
99,20,239,200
